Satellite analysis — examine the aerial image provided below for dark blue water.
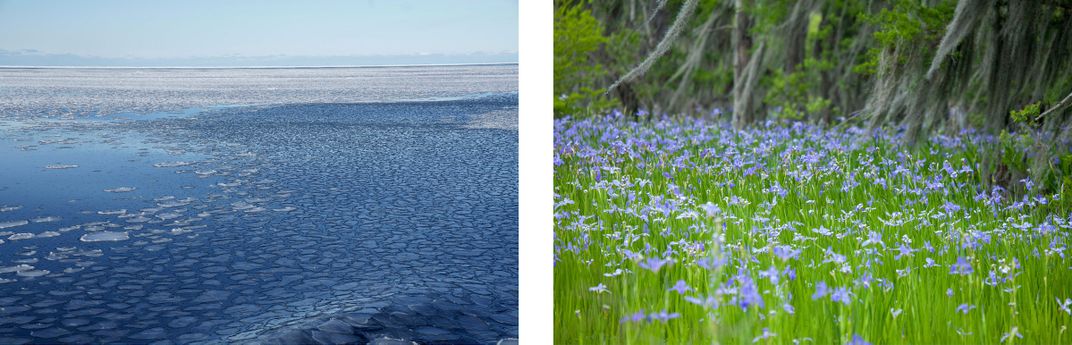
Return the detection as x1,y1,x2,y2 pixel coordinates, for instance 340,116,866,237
0,92,518,344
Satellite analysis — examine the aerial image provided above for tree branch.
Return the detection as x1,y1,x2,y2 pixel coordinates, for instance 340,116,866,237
1035,90,1072,123
606,0,701,95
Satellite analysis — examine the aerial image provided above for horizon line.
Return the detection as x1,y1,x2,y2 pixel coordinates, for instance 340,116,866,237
0,61,519,69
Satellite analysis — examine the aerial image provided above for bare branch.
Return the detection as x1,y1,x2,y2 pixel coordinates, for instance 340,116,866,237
1035,90,1072,123
648,0,668,25
606,0,701,95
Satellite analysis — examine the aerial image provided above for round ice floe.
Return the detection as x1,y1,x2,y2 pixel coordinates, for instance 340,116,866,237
104,187,136,193
80,231,129,242
16,269,49,277
0,205,22,212
0,264,34,273
153,161,195,168
140,207,162,214
31,216,61,223
37,231,60,238
126,216,152,223
14,258,37,265
156,212,181,220
0,220,29,229
8,233,34,241
169,225,204,235
158,199,192,208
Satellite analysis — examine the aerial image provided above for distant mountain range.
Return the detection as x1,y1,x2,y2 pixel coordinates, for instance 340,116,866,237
0,49,518,67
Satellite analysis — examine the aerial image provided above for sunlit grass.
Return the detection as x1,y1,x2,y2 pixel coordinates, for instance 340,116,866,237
554,115,1072,344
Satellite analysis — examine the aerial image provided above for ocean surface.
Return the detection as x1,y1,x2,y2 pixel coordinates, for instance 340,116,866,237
0,65,518,344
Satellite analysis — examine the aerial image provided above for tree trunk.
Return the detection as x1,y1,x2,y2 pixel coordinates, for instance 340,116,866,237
732,0,754,129
614,82,640,119
784,0,809,73
984,2,1008,131
817,14,835,125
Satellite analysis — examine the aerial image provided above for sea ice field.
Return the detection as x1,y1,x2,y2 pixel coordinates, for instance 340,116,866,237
0,65,518,344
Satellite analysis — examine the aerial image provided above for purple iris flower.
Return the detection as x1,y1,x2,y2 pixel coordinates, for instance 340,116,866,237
984,270,1002,286
772,245,801,261
856,272,873,288
736,274,764,310
831,287,852,305
684,295,719,309
648,310,681,322
783,266,796,281
895,242,914,260
752,328,777,343
759,265,780,285
812,281,830,300
943,201,961,215
846,334,871,345
769,182,787,197
621,310,647,323
697,256,728,270
950,256,973,275
669,280,691,294
638,256,672,273
862,231,884,248
701,202,721,217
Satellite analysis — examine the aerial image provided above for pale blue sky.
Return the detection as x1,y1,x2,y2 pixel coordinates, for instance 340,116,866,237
0,0,518,65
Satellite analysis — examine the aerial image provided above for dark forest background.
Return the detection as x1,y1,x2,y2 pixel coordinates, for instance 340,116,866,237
555,0,1072,194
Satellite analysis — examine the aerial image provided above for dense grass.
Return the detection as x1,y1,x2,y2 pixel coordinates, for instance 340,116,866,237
554,114,1072,344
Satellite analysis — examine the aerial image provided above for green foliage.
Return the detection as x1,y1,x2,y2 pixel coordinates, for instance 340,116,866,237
765,65,829,120
807,12,823,35
997,131,1030,175
1058,154,1072,210
993,130,1072,210
750,0,795,33
1009,102,1041,125
853,48,881,75
805,95,833,114
764,9,835,120
554,2,618,117
870,0,955,47
858,0,956,71
555,87,620,117
1044,75,1072,105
